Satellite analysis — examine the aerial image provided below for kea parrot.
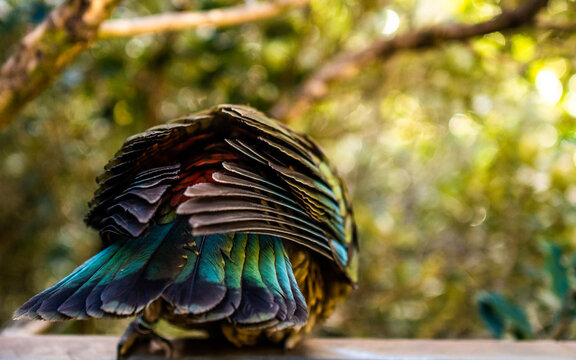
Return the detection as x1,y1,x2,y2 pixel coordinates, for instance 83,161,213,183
16,105,358,358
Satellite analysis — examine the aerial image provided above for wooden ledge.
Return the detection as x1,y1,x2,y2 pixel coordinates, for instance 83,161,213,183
1,335,575,359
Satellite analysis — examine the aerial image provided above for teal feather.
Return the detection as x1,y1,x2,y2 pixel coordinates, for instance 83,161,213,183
17,244,120,320
99,219,189,315
232,234,278,325
57,242,130,319
182,233,247,322
185,233,227,314
19,220,189,320
330,239,349,266
162,232,234,315
159,232,306,329
51,242,140,318
273,238,296,323
84,231,161,317
258,235,288,321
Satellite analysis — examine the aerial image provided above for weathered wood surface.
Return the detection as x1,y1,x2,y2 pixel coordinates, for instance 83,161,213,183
1,336,575,360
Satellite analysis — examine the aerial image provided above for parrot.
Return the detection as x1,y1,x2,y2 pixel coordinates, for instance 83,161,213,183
15,104,358,358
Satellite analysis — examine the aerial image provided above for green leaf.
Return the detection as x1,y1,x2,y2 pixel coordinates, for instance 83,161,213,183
477,291,532,339
477,291,505,338
541,242,569,302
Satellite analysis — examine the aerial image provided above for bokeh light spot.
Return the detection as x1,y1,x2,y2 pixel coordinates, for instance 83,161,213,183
381,9,400,36
535,69,563,105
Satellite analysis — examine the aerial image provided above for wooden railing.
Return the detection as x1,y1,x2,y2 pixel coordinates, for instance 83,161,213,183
1,335,575,359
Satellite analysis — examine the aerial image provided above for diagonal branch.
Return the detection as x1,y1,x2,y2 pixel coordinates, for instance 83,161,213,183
0,0,123,130
98,0,310,38
271,0,550,121
537,19,576,32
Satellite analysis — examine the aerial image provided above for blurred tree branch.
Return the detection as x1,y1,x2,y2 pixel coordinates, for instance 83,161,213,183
0,0,309,130
98,0,309,38
0,0,123,129
537,19,576,32
271,0,550,121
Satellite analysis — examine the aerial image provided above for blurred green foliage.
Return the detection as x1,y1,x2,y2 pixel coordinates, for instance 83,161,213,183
478,241,576,340
1,0,576,338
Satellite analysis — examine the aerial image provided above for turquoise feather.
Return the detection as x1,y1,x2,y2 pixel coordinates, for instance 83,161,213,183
18,220,188,320
258,235,288,321
233,233,278,325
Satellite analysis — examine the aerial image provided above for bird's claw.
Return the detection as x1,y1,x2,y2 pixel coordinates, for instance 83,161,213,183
117,318,173,359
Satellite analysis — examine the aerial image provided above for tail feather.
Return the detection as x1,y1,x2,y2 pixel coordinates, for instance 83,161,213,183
55,242,127,319
272,238,297,325
16,221,188,320
232,234,279,326
84,237,148,318
259,236,288,322
176,233,246,322
162,233,228,315
163,232,308,329
287,258,308,326
16,245,120,320
184,233,228,314
17,221,308,330
99,219,188,315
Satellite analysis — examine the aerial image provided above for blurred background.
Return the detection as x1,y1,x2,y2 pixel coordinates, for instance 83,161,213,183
1,0,575,339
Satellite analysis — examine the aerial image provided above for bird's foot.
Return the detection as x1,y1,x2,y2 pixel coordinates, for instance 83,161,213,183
117,317,173,359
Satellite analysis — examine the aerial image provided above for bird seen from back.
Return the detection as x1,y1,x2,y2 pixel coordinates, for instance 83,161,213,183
15,105,358,358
